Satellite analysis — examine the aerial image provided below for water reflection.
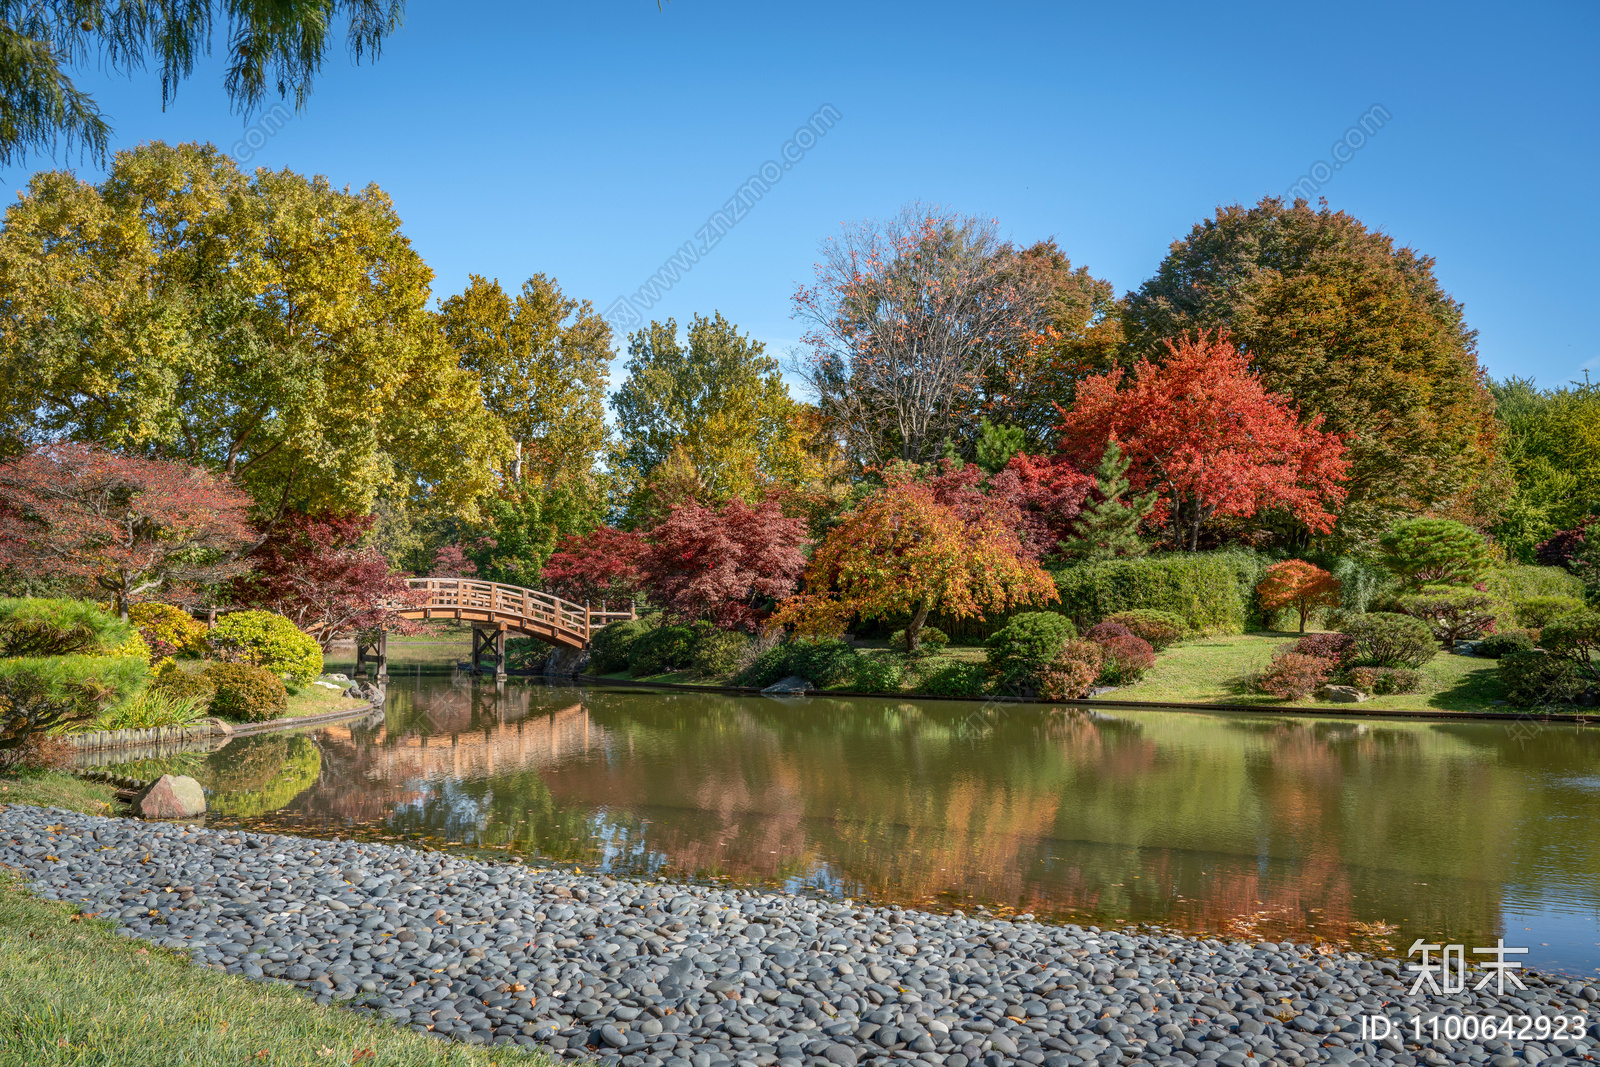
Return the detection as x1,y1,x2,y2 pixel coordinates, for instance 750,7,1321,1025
153,675,1600,974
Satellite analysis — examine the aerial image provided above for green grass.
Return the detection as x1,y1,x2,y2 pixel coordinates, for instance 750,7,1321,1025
0,868,547,1067
1109,630,1512,713
0,771,116,815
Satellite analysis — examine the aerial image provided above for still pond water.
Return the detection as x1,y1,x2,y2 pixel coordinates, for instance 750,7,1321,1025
92,672,1600,975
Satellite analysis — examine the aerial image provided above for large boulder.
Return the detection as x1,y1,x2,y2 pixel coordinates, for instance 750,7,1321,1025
1317,684,1368,703
762,675,815,695
543,645,592,677
132,774,207,819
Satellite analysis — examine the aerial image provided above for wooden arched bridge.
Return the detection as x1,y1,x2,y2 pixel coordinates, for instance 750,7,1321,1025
355,579,635,679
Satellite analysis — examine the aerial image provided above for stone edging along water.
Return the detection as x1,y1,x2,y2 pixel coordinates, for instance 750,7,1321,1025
3,805,1598,1067
564,675,1599,727
67,691,386,753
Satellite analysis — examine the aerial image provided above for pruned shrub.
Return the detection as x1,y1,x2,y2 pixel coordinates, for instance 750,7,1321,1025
1475,632,1535,660
688,627,750,679
890,626,949,655
1052,550,1268,634
732,646,793,689
0,654,148,716
985,612,1079,691
1098,634,1155,684
1291,632,1355,664
1499,650,1586,707
1040,641,1105,701
0,598,134,658
917,662,987,698
1514,595,1584,630
1396,586,1498,648
852,653,905,693
627,624,696,677
1341,612,1437,668
590,618,647,673
152,663,216,709
788,639,858,688
1256,652,1336,700
127,603,208,656
1102,610,1186,651
1346,666,1423,695
0,669,85,767
1541,610,1600,686
208,610,322,688
201,662,288,723
1083,621,1134,644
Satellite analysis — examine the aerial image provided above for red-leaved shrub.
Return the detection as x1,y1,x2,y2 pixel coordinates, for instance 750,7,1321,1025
1084,621,1134,644
1098,633,1155,683
1256,652,1336,700
1290,632,1354,664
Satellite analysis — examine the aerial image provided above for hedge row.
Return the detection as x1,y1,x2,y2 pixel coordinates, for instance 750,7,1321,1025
1050,551,1268,634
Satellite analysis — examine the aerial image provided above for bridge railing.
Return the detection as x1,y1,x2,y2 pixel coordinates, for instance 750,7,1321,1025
404,578,635,640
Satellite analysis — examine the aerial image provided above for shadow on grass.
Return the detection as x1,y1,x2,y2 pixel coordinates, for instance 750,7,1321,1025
1426,659,1509,712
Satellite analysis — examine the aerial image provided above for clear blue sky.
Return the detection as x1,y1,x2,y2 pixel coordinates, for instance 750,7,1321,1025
6,0,1597,388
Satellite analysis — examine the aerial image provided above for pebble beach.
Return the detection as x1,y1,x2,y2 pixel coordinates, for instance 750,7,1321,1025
3,806,1596,1067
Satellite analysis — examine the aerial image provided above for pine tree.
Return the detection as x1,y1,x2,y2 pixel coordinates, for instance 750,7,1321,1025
1058,441,1155,562
975,419,1026,474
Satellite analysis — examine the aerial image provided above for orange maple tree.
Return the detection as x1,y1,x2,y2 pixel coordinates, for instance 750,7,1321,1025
1056,332,1349,549
771,464,1057,650
1256,560,1343,633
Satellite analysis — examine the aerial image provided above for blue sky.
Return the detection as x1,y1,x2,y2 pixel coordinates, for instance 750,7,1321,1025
6,0,1597,388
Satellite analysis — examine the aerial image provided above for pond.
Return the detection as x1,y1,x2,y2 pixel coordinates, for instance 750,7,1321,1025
97,673,1600,976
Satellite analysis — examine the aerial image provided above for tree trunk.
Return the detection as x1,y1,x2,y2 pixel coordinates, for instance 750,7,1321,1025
905,599,932,652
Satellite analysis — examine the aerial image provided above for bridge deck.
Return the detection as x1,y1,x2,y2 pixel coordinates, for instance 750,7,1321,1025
396,579,634,649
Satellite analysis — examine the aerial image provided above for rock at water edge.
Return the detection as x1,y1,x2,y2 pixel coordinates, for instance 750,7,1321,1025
133,774,207,819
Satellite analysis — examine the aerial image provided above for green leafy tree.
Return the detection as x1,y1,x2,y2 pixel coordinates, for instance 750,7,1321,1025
1378,518,1494,591
612,312,808,521
973,419,1026,474
0,0,401,166
1056,440,1155,562
1490,376,1600,561
0,141,501,524
1124,197,1502,539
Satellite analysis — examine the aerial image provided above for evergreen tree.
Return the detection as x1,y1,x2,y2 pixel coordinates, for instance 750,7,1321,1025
1058,441,1155,562
974,419,1026,474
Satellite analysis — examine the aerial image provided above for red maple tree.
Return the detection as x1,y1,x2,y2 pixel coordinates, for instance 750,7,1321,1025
230,511,424,650
0,443,253,617
1056,332,1349,549
639,497,809,630
924,454,1094,560
541,527,646,606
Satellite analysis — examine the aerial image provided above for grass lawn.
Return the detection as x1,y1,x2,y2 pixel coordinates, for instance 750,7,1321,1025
1109,630,1512,714
0,771,117,814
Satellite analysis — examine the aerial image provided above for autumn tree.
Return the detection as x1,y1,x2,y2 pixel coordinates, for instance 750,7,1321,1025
229,511,424,650
1123,197,1500,537
1056,332,1349,551
0,142,502,526
794,205,1050,469
1256,560,1342,633
540,527,646,606
0,442,252,617
0,0,402,166
773,466,1057,651
611,312,808,520
639,498,809,631
1057,440,1155,563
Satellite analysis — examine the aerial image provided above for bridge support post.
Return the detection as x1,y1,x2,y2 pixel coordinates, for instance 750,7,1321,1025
355,630,388,681
471,625,507,680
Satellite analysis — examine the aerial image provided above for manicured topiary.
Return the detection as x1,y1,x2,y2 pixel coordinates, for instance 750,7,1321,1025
127,603,208,656
1083,621,1134,644
1475,632,1535,660
1498,650,1586,708
627,624,697,677
985,612,1078,690
590,618,648,673
1346,666,1423,695
1039,641,1104,701
208,610,322,688
1396,586,1498,648
1097,633,1155,684
152,662,217,708
1514,595,1584,630
1340,612,1437,668
917,662,987,698
1541,610,1600,686
1378,518,1494,590
1101,610,1186,651
0,598,134,658
203,662,288,723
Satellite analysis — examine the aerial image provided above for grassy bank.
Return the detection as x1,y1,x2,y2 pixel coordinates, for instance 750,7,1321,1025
0,771,117,814
0,869,543,1067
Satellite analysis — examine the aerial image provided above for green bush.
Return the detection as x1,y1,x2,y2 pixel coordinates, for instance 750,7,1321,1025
1101,610,1186,651
985,612,1078,690
1396,586,1498,647
788,639,859,688
126,602,208,656
0,654,148,717
1514,595,1585,630
1052,550,1267,634
851,653,905,693
689,627,750,679
628,624,696,677
152,663,216,708
732,646,793,689
202,662,288,722
917,662,987,698
590,619,648,673
0,598,135,658
1340,612,1437,668
1345,666,1424,695
1541,610,1600,685
890,627,949,655
1485,565,1586,606
1499,650,1587,707
208,611,322,687
1475,632,1535,660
